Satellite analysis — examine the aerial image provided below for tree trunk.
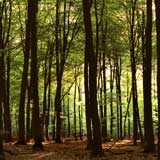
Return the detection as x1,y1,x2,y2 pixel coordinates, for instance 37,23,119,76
155,0,160,157
0,10,5,155
84,60,92,150
17,0,30,144
30,0,43,150
52,100,56,140
78,76,83,140
45,42,53,140
0,101,4,159
6,53,12,142
42,52,48,141
73,68,77,140
0,51,4,160
26,84,31,142
54,0,63,143
109,58,115,136
143,0,155,152
55,78,62,143
67,94,70,137
83,0,102,155
130,0,138,145
102,50,107,139
115,56,122,139
124,86,131,138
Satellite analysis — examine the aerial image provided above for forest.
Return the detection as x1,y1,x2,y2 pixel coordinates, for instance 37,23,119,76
0,0,160,159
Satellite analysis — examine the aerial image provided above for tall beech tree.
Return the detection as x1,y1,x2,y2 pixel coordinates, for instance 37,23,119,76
115,55,122,139
109,55,115,136
0,2,5,156
30,0,43,150
143,0,155,152
155,0,160,158
122,0,142,145
130,0,139,145
54,0,62,143
54,0,80,143
17,0,31,144
83,0,102,155
0,0,12,143
45,43,54,140
0,44,4,159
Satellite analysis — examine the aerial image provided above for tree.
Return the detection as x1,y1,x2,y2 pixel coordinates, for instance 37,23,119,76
17,0,31,144
115,54,122,139
0,0,12,143
73,67,77,140
83,0,103,155
30,0,43,150
154,0,160,158
109,55,115,136
45,42,54,140
0,100,5,159
0,47,4,159
143,0,155,152
130,0,139,145
54,0,80,143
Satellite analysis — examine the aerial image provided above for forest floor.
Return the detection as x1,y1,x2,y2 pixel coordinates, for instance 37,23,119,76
3,139,157,160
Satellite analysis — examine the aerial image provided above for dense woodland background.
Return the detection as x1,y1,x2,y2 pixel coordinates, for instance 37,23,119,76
0,0,160,159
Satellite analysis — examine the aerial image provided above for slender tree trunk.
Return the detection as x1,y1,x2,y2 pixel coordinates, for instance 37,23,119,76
78,75,82,140
73,68,77,140
26,84,31,142
0,47,4,159
67,93,70,137
130,0,138,145
116,69,120,139
101,19,108,139
0,0,12,143
17,0,30,144
0,34,4,155
45,49,52,140
0,102,4,159
143,0,155,152
45,84,50,141
84,60,92,149
42,52,48,141
83,0,102,155
52,99,56,140
109,58,114,136
30,0,43,150
102,50,107,139
124,88,131,138
6,53,12,142
54,0,63,143
155,0,160,158
0,5,6,154
55,77,62,143
115,56,122,139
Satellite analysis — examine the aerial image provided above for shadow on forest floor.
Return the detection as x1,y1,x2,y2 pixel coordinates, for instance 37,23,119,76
3,139,157,160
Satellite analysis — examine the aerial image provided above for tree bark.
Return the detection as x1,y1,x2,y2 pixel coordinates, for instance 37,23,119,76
0,0,12,142
17,0,30,144
83,0,102,155
154,0,160,157
30,0,43,150
130,0,138,145
143,0,155,152
26,84,31,142
0,45,4,159
73,67,77,140
67,93,70,137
